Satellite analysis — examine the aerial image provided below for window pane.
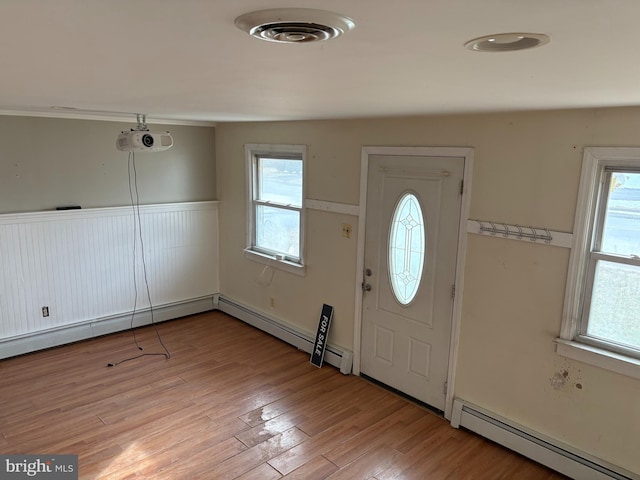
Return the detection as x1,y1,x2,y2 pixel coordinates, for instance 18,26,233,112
587,260,640,350
258,158,302,206
388,192,426,305
601,172,640,256
256,205,300,258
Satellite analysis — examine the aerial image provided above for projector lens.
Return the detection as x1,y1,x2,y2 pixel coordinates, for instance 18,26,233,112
142,134,154,147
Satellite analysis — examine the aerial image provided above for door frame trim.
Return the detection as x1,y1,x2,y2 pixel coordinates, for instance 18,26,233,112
354,146,474,420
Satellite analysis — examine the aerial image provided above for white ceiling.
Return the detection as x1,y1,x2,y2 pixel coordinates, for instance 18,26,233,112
1,0,639,124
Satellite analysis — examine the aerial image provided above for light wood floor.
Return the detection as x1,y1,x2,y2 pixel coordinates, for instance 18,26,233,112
0,311,568,479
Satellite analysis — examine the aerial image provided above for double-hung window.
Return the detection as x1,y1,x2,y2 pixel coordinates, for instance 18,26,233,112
245,144,306,274
559,147,640,377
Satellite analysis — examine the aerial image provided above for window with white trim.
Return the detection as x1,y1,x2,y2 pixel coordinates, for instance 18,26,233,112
559,147,640,376
245,144,306,273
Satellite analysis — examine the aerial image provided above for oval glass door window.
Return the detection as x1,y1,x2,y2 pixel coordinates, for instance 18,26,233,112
388,192,426,305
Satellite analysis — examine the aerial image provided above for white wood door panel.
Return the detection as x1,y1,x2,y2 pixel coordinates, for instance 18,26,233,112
361,154,463,409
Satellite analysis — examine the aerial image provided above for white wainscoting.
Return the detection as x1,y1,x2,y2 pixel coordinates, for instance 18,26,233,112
0,201,219,358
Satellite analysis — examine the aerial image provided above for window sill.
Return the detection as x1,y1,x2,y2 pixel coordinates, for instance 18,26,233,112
555,338,640,380
244,248,306,276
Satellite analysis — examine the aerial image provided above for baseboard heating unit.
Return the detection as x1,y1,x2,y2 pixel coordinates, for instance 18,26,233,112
0,296,216,360
217,296,353,374
451,399,638,480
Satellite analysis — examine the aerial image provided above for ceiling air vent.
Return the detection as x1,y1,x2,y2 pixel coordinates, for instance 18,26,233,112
235,8,355,43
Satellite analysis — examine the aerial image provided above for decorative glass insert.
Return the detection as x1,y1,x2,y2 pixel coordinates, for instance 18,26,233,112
388,192,426,305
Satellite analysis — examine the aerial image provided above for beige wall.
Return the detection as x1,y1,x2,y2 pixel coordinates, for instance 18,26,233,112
0,116,216,213
216,107,640,473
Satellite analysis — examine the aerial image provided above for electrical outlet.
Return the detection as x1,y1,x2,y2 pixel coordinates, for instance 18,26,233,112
270,297,275,308
341,223,352,238
42,306,50,317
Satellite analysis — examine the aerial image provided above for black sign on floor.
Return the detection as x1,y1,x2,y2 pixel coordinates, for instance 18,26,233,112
311,304,334,368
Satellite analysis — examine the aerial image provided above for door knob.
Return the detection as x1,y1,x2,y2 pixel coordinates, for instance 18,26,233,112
362,283,372,292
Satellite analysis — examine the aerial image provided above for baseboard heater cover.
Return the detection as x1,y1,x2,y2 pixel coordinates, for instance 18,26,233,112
217,296,353,374
451,399,638,480
0,296,217,360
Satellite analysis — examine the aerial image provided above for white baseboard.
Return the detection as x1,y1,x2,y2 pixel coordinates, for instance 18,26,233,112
0,296,217,360
217,296,353,374
451,399,638,480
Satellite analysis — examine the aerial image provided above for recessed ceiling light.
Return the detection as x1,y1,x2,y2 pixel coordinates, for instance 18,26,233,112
235,8,355,44
464,33,550,52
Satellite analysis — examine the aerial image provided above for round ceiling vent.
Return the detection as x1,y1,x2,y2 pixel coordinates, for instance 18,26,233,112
235,8,355,43
464,33,550,52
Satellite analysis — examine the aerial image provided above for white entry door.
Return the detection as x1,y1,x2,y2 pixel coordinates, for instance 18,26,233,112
361,154,464,410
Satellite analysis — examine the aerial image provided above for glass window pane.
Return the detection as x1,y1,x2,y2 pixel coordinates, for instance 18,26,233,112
601,172,640,256
388,192,426,305
258,158,302,206
256,205,300,258
587,260,640,350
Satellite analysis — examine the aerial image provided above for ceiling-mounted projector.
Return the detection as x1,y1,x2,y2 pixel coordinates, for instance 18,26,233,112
116,130,173,152
116,114,173,152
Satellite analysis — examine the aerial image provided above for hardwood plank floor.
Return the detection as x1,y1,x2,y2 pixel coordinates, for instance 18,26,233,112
0,311,568,479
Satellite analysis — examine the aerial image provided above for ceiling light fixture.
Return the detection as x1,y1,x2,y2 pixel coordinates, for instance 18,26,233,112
464,33,550,52
235,8,355,43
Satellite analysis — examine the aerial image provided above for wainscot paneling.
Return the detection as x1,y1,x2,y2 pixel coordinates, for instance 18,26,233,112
0,201,219,356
